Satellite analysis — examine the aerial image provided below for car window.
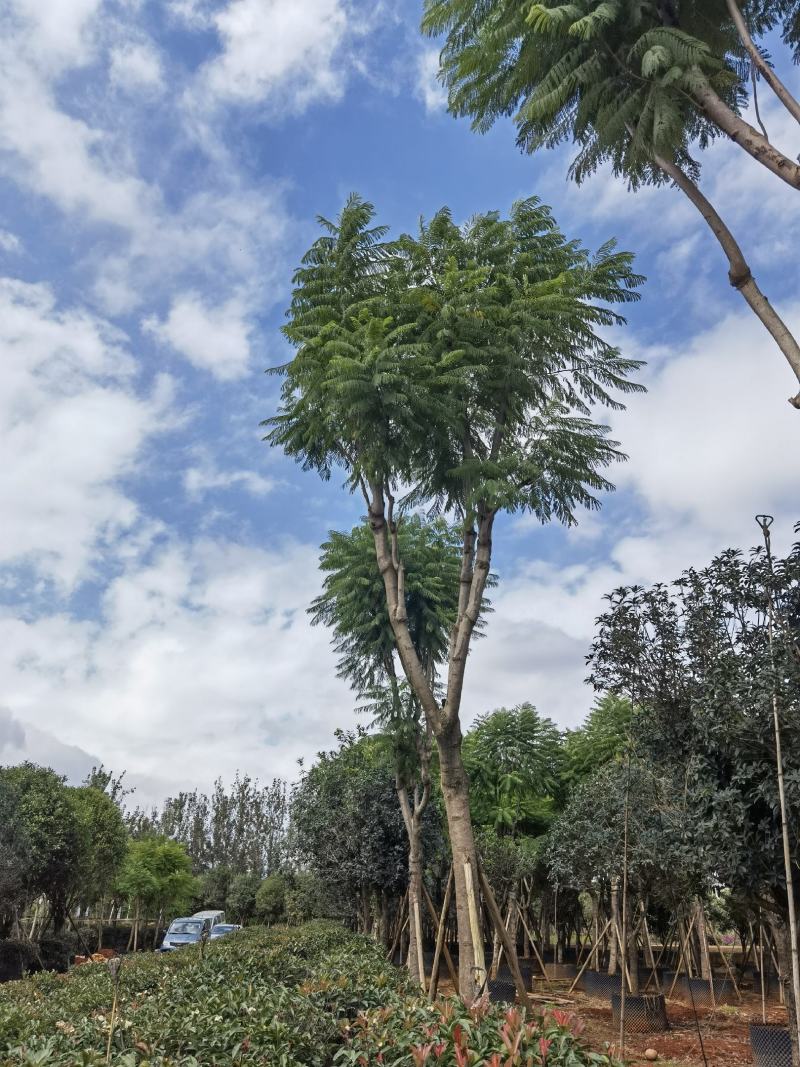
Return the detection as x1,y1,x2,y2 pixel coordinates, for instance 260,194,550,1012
168,920,201,935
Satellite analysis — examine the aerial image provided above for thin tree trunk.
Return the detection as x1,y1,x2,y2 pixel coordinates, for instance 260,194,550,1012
694,899,712,980
608,878,620,976
691,72,800,189
724,0,800,125
653,152,800,408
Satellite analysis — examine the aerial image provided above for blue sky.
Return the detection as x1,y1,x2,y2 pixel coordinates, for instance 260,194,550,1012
0,0,798,806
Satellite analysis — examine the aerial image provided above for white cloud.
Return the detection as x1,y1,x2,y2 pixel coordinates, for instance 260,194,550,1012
2,0,102,72
0,229,21,252
143,293,254,380
416,47,446,114
0,277,172,589
184,459,276,498
0,539,356,799
198,0,349,113
109,41,164,92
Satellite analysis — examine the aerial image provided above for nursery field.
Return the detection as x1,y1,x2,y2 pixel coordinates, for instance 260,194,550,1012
0,923,617,1067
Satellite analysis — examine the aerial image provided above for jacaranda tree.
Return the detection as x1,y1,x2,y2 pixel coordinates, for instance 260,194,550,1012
422,0,800,406
266,192,643,997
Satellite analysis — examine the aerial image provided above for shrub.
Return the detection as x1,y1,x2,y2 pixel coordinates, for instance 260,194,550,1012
0,923,619,1066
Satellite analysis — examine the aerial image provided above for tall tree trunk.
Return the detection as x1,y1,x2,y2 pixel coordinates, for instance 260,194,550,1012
436,719,482,999
608,879,620,976
652,153,800,408
589,891,600,970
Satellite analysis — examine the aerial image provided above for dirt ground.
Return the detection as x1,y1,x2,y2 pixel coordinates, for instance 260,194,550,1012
561,988,788,1066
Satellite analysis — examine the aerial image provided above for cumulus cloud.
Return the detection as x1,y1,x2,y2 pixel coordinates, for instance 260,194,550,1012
198,0,349,114
143,293,254,380
0,277,172,589
183,461,276,499
0,539,357,794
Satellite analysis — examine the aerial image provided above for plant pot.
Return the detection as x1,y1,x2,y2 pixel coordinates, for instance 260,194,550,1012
544,962,578,980
672,975,736,1007
753,969,780,999
749,1022,793,1067
581,969,624,998
487,975,518,1003
611,993,669,1034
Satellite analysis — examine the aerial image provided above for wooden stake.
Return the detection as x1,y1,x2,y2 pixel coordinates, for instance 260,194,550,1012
413,898,426,992
707,916,741,1001
422,881,458,990
516,905,551,984
567,917,614,994
477,862,529,1008
464,860,485,988
428,868,455,999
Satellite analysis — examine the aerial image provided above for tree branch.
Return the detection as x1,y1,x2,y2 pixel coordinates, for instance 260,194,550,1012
726,0,800,126
653,152,800,408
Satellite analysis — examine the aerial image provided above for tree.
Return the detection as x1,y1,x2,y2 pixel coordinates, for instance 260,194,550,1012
562,694,633,789
464,704,564,837
0,764,82,933
267,192,643,997
226,871,261,925
116,837,197,951
588,533,800,1056
69,785,128,947
423,0,800,406
255,872,287,924
310,516,462,983
289,731,439,932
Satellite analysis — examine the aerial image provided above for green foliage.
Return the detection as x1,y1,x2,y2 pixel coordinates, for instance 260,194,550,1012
588,533,800,917
200,866,232,910
545,760,707,905
69,787,128,907
127,774,287,879
463,704,564,836
116,838,198,919
562,694,632,788
290,732,444,918
0,923,619,1066
0,764,83,932
255,873,287,924
421,0,794,186
266,193,643,526
225,872,261,925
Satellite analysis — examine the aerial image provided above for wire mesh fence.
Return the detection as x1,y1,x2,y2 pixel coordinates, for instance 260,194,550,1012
611,993,670,1034
671,975,737,1006
749,1022,793,1067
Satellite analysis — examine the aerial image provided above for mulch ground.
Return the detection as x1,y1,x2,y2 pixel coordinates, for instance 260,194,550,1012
564,989,787,1066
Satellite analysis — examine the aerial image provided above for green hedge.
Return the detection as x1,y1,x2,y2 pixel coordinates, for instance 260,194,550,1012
0,923,619,1066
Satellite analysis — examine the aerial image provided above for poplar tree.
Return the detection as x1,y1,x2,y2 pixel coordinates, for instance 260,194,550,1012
266,193,643,998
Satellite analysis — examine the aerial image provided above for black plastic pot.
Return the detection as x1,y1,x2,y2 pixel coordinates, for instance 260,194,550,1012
544,962,578,980
753,969,780,999
487,975,518,1003
673,975,736,1007
582,969,624,998
611,993,669,1034
750,1022,793,1067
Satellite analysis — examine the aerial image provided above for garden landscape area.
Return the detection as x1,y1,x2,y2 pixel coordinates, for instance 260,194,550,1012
0,2,799,1067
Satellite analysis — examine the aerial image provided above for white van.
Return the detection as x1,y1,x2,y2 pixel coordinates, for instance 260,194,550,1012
193,909,225,928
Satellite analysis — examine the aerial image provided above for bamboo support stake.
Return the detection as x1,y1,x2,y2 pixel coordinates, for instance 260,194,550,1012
757,514,800,1039
387,891,408,962
707,917,742,1001
428,868,455,1000
669,912,698,999
567,917,614,994
422,881,458,990
413,898,426,992
759,922,767,1024
464,860,486,990
477,863,529,1008
516,905,552,985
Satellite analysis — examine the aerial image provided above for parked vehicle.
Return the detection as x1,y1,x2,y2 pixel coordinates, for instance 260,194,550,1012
209,923,241,940
193,909,225,927
159,916,210,952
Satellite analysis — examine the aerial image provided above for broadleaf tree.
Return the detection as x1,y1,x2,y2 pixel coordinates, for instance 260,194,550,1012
422,0,800,406
266,192,644,998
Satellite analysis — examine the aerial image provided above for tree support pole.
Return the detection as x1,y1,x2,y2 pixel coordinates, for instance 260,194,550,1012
477,863,529,1007
422,881,459,990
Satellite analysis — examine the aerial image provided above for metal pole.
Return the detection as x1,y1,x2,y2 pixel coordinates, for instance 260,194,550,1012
756,514,800,1041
